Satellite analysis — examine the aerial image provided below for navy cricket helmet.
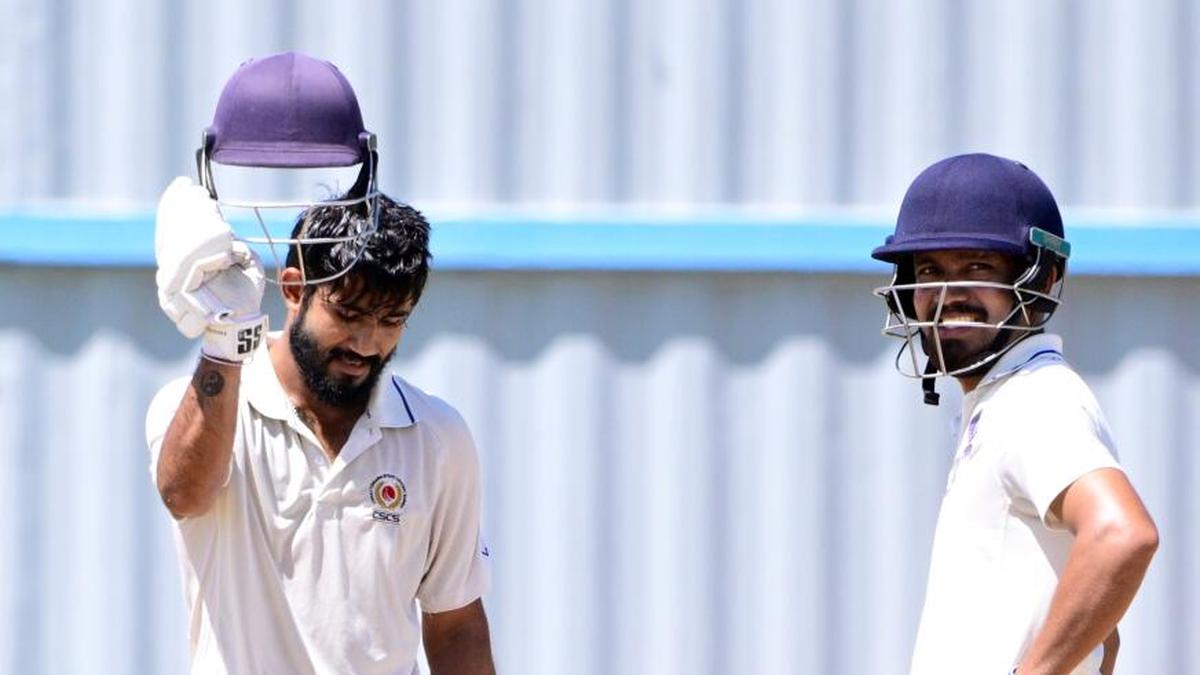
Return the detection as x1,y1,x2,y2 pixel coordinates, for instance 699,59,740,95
871,153,1072,405
872,153,1066,265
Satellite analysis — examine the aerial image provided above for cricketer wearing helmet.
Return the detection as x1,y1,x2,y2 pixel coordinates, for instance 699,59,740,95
145,53,495,674
873,154,1158,675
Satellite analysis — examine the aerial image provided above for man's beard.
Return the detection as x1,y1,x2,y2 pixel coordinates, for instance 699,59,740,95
288,316,394,409
918,302,1010,374
921,332,1001,373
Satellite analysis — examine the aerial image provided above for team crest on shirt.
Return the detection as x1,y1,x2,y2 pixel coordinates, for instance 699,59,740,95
370,474,407,523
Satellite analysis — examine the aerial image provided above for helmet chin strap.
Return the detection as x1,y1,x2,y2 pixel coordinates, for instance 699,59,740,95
922,360,941,406
919,328,1043,406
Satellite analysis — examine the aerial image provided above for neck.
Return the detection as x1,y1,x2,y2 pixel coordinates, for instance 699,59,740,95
955,372,985,394
268,337,366,430
948,328,1042,395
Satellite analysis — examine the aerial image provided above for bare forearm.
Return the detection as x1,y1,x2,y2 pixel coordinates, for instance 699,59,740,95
1018,531,1155,674
426,635,495,675
424,601,496,675
156,359,241,519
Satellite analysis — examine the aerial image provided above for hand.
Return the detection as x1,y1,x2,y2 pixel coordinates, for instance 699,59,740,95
192,260,268,362
1014,626,1120,675
155,176,268,362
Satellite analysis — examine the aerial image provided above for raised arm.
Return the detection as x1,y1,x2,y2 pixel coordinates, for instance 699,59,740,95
156,359,242,518
1015,468,1158,674
151,177,268,518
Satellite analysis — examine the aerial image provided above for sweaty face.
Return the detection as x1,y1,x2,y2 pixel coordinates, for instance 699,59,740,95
288,285,413,409
911,249,1023,372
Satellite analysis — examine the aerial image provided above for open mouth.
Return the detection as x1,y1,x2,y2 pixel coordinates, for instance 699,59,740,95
937,310,987,327
936,326,979,340
331,351,373,377
929,312,990,340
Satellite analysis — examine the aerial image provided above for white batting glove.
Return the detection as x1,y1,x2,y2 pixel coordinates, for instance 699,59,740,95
192,260,269,363
154,176,268,363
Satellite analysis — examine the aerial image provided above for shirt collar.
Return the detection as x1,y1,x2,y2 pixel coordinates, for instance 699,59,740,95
243,335,291,421
976,332,1064,390
371,374,419,428
243,333,418,428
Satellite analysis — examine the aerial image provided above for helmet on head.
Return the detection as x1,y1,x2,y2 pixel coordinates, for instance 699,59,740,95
196,51,379,285
871,153,1071,404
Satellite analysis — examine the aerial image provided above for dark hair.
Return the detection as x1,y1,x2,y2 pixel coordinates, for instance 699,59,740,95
285,193,431,310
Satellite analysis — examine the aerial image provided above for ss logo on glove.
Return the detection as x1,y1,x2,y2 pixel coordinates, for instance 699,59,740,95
237,325,263,355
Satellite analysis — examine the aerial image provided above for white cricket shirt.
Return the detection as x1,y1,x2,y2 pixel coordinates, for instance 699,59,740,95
909,334,1121,675
146,338,491,674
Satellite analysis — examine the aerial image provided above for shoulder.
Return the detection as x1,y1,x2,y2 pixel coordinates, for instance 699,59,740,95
990,357,1102,419
386,374,477,458
984,357,1117,459
386,374,470,431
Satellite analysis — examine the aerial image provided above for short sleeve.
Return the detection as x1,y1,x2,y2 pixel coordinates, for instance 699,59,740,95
145,376,191,477
416,402,491,613
997,376,1122,528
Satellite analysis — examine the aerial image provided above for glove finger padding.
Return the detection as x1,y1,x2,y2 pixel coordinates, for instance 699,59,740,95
154,176,240,335
154,177,232,267
154,177,270,358
192,258,266,323
228,241,266,294
159,293,210,340
159,249,243,339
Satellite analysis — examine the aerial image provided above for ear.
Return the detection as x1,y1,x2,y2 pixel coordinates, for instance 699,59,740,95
279,267,306,311
1042,263,1061,293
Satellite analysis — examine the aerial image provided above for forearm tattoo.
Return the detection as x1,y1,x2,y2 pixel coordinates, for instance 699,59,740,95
192,366,226,409
200,371,225,397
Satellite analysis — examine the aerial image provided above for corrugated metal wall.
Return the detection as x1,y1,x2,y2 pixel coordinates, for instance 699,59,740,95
1,0,1199,208
2,1,1199,673
0,267,1195,674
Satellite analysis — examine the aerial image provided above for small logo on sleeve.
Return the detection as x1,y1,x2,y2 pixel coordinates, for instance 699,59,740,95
963,410,983,458
370,474,407,523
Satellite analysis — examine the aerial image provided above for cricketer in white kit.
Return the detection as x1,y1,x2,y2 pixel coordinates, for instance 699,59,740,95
872,153,1158,675
147,183,494,674
147,51,494,675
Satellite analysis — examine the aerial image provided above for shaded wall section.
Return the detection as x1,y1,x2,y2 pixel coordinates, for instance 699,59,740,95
0,266,1195,674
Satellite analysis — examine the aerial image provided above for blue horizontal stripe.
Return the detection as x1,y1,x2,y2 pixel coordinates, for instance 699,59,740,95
1,210,1198,275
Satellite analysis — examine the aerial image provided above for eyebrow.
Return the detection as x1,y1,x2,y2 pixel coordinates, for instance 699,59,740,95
914,251,1001,265
326,297,411,318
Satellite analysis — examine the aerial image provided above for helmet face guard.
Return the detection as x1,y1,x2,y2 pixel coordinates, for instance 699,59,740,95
198,52,380,287
196,132,380,287
870,153,1072,405
873,234,1069,383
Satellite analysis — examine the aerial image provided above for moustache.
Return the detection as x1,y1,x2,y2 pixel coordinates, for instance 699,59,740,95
327,348,383,370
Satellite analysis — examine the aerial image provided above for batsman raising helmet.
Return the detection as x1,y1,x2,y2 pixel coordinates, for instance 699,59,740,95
146,52,495,674
873,153,1157,675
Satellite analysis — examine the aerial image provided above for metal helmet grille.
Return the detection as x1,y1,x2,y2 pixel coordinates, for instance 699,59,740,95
872,242,1068,381
196,51,380,286
869,153,1071,403
197,139,380,286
